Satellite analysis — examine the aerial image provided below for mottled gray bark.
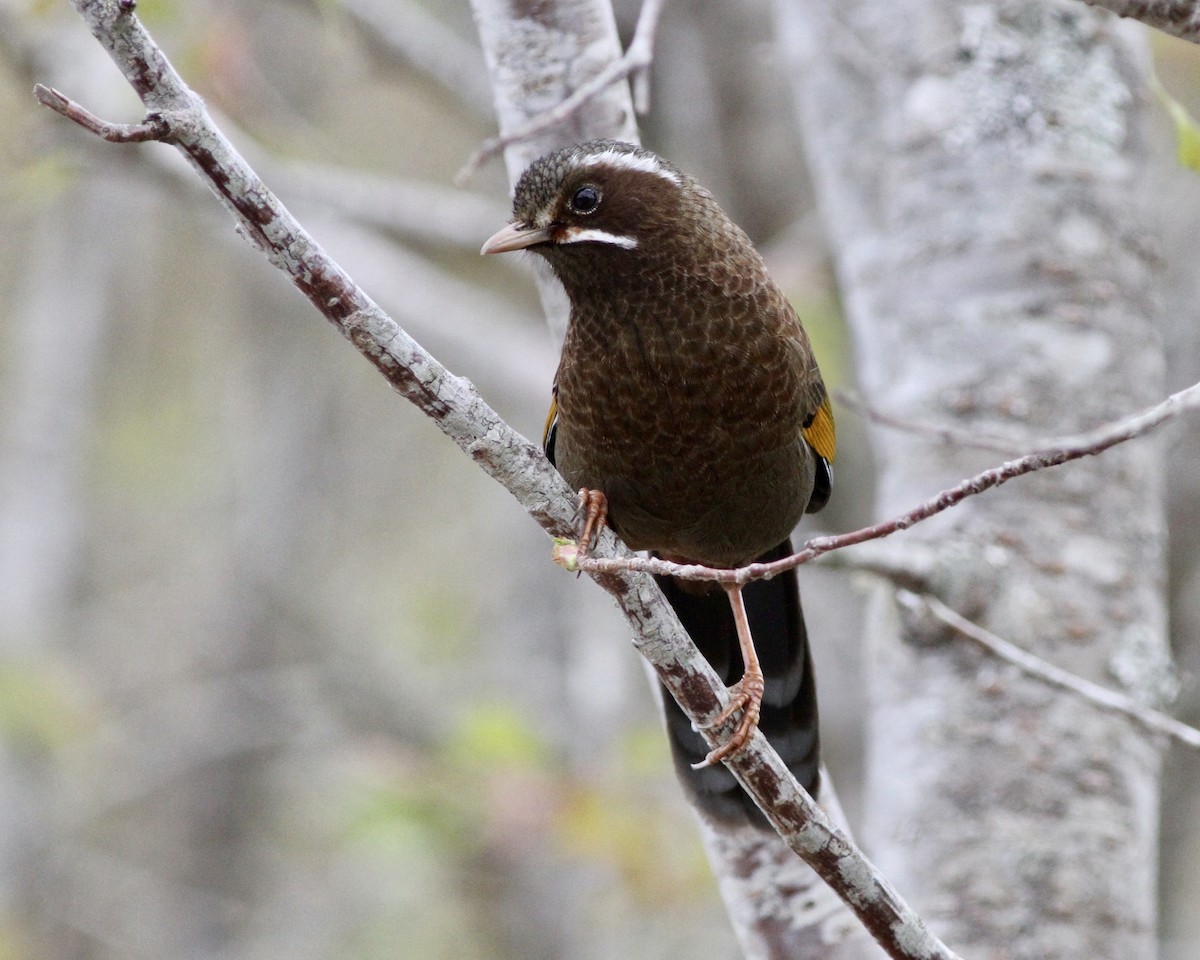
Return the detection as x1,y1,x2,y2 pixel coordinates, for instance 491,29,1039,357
695,775,888,960
779,1,1168,957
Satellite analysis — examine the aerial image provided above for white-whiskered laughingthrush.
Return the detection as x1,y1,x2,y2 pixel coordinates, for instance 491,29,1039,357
482,140,835,825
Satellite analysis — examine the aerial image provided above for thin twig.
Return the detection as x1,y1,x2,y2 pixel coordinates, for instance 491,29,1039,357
456,0,669,184
573,378,1200,585
34,84,170,142
901,591,1200,750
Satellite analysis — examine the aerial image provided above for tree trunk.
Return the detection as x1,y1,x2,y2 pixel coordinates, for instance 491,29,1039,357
779,0,1168,957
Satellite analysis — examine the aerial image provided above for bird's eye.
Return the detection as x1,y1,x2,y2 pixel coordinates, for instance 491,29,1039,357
569,185,601,214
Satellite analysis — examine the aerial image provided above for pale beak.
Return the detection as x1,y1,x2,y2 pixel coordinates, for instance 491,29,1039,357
481,221,554,255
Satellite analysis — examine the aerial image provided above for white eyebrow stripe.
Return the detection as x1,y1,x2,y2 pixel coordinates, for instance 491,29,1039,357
558,227,639,249
581,148,682,185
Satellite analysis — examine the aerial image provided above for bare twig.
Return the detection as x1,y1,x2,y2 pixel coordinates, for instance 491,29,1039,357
573,378,1200,585
1079,0,1200,43
34,84,169,142
901,591,1200,750
37,4,964,958
456,0,669,183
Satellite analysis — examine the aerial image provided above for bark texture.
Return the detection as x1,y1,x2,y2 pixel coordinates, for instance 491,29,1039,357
779,1,1169,957
694,774,888,960
1081,0,1200,42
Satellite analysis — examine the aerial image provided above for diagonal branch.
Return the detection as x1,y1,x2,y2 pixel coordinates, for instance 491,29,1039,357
901,591,1200,751
36,3,963,958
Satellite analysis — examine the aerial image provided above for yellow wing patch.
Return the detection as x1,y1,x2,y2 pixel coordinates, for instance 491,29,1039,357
802,395,836,464
542,389,558,451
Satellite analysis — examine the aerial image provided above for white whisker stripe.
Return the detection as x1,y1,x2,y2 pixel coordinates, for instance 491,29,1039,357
582,147,682,185
559,227,639,249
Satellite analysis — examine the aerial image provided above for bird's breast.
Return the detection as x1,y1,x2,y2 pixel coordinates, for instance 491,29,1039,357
552,292,816,566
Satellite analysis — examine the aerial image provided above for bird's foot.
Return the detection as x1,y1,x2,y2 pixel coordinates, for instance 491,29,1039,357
575,488,608,557
692,667,765,769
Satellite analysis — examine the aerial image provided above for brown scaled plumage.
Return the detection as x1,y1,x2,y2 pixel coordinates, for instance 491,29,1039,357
483,140,834,823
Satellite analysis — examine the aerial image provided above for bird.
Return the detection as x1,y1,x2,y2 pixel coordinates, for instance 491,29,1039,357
481,140,835,825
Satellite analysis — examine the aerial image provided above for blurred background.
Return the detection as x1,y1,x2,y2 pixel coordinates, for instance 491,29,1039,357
0,1,1196,958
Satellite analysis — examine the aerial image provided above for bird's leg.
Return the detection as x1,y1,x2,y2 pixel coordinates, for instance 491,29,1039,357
575,488,609,557
694,584,765,768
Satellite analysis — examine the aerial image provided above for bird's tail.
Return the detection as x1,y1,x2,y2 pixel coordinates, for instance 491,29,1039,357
655,538,819,826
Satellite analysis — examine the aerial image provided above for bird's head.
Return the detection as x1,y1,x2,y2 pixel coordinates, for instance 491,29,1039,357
482,140,724,291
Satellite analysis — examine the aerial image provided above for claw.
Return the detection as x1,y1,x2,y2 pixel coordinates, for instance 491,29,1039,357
575,488,608,557
691,667,765,768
